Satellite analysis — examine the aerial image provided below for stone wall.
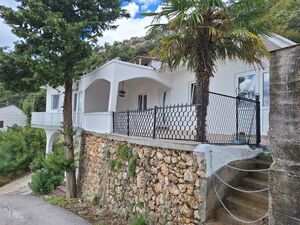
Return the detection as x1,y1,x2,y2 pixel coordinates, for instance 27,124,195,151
269,45,300,224
78,133,206,225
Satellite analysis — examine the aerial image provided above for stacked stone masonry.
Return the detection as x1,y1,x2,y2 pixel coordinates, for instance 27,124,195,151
79,133,206,225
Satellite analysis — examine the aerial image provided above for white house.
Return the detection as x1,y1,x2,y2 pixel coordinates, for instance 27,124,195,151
0,105,27,131
31,34,296,154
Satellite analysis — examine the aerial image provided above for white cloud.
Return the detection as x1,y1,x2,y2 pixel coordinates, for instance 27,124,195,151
98,2,155,46
122,2,139,18
0,0,19,48
137,0,159,10
98,16,153,45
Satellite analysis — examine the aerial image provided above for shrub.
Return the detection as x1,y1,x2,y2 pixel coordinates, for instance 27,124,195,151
29,147,66,195
129,215,149,225
29,169,64,195
0,127,45,179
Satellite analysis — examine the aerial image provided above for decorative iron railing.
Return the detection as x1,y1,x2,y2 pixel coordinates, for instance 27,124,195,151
113,91,260,145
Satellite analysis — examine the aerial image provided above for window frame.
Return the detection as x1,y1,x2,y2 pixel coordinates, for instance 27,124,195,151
51,94,60,110
0,121,4,128
138,94,147,111
190,82,196,105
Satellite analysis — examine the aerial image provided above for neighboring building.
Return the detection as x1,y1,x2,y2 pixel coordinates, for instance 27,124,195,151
0,105,27,131
31,34,296,154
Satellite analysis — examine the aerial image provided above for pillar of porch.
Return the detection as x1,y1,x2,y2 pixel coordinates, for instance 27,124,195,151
45,130,59,155
108,80,119,112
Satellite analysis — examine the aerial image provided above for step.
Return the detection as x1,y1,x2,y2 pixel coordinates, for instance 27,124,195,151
251,171,269,181
235,186,269,205
216,207,267,225
224,196,268,219
241,177,268,190
257,153,273,162
254,159,272,169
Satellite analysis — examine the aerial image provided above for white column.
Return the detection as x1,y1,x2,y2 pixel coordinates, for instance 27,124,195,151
108,80,119,112
45,130,59,155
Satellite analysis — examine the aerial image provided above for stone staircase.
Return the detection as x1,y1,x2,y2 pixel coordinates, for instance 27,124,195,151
206,155,272,225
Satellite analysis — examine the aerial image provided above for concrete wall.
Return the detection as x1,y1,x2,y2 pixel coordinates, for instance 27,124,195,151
0,105,27,131
269,45,300,225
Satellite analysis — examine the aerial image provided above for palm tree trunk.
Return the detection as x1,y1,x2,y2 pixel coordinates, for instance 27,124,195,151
63,79,77,198
195,68,210,142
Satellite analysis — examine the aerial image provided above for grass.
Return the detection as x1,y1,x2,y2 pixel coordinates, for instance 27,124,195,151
129,214,149,225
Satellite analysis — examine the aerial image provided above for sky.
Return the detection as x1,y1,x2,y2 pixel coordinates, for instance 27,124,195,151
0,0,162,49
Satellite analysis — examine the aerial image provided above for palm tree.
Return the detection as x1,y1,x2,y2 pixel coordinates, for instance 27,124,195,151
145,0,269,141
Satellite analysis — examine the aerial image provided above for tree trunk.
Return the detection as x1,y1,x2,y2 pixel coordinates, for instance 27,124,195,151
195,69,210,142
63,79,77,198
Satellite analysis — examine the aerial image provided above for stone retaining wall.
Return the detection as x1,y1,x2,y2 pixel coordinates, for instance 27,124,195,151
78,133,206,225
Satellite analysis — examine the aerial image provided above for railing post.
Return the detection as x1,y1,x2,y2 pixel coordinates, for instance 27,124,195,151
153,106,157,139
236,97,240,141
127,110,130,136
255,94,261,146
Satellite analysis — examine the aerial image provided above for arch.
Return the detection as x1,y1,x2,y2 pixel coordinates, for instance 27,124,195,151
84,79,111,113
118,76,171,88
45,130,60,155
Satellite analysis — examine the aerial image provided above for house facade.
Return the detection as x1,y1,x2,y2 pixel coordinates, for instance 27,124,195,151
31,34,296,154
0,105,27,131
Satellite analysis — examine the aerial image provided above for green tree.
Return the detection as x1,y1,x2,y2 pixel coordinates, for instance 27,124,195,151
262,0,300,43
0,0,129,198
145,0,269,141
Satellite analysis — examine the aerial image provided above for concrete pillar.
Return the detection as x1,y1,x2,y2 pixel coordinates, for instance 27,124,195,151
269,45,300,224
45,130,59,155
108,80,119,112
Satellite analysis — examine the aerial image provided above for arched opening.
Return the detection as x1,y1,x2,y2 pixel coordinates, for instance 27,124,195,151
84,79,111,113
116,77,170,111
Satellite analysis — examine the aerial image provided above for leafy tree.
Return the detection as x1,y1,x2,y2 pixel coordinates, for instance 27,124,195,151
21,90,46,124
262,0,300,43
145,0,269,141
82,36,158,73
0,0,129,198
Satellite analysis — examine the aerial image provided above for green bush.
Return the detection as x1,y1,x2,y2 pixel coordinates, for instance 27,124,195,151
29,147,67,195
129,215,149,225
0,127,45,179
29,169,63,195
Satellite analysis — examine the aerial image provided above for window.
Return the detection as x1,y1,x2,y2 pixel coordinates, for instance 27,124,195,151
73,93,78,112
138,95,147,110
51,95,60,110
190,83,196,104
0,121,3,128
238,74,256,99
263,72,270,106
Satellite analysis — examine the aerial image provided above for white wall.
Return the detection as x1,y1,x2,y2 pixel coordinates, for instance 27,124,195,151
84,79,110,113
116,78,170,111
0,105,27,131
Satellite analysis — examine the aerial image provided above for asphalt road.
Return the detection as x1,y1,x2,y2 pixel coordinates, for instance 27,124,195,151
0,195,91,225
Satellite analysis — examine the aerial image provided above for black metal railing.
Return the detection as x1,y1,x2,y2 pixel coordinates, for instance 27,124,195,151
113,91,260,145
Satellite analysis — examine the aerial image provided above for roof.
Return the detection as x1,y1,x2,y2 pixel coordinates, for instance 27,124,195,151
0,105,25,115
264,34,297,52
